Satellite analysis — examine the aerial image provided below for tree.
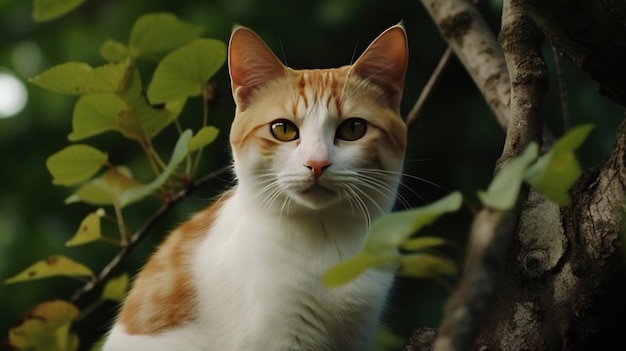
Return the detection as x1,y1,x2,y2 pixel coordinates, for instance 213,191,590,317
406,0,626,349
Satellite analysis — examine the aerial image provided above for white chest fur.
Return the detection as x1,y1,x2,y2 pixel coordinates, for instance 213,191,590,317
190,192,394,350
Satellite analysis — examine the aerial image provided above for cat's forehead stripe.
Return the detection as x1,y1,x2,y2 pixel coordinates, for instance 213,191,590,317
293,70,344,119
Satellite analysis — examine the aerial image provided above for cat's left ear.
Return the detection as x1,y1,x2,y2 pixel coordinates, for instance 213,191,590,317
228,26,286,110
351,24,408,110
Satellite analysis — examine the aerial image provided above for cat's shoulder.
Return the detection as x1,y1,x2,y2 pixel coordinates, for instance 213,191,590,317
115,190,232,335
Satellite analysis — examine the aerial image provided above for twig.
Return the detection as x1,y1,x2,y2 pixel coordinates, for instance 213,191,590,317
70,166,231,302
420,0,511,128
550,44,571,131
406,47,453,127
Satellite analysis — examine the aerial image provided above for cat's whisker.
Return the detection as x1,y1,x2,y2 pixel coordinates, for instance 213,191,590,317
354,173,410,210
339,189,358,218
358,171,414,207
359,168,447,192
343,183,372,228
356,168,448,206
351,184,386,219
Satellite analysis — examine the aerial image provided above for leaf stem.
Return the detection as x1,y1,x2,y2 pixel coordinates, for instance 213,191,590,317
113,202,129,244
192,83,212,173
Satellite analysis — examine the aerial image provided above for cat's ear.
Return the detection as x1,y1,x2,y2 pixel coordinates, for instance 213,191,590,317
228,26,286,109
351,24,408,109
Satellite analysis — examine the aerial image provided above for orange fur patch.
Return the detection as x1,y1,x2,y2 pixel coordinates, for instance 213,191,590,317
118,193,230,335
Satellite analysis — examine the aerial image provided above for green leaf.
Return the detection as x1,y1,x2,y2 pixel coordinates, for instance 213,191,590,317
66,167,142,205
133,98,187,140
102,274,129,302
478,143,539,210
100,39,130,62
5,256,94,284
46,145,108,186
8,300,79,351
129,12,203,60
397,253,457,279
322,253,396,288
65,209,105,247
370,327,407,351
364,192,463,254
33,0,85,22
147,38,226,103
525,124,593,205
30,62,93,94
113,68,186,141
74,60,133,94
323,193,462,288
68,68,182,142
188,126,220,152
31,60,133,95
400,236,448,252
68,93,127,141
119,130,192,207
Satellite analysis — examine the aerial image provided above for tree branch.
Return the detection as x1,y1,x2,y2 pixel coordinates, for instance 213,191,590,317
70,166,230,303
421,1,548,350
495,0,548,170
520,0,626,105
420,0,511,128
406,47,453,126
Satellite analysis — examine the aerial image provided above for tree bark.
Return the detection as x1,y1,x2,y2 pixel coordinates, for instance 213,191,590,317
405,0,626,350
519,0,626,105
420,0,511,128
474,117,626,350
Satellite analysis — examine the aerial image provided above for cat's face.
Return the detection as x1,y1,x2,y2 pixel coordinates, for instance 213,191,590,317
228,26,408,215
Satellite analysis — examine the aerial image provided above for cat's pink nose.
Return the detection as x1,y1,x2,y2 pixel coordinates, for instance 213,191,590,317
304,160,331,179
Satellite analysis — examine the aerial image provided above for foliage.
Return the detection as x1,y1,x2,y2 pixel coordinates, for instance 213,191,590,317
324,125,593,288
323,192,461,288
4,11,224,350
32,0,85,22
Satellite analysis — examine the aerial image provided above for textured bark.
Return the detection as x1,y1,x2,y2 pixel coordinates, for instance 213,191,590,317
418,1,548,351
475,118,626,350
420,0,511,128
496,0,548,170
406,0,626,350
520,0,626,105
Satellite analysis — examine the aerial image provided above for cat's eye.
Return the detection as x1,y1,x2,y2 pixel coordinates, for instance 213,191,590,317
270,119,299,141
336,118,367,141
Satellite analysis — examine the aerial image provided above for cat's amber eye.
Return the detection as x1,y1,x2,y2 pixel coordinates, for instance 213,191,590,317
270,119,299,141
336,118,367,141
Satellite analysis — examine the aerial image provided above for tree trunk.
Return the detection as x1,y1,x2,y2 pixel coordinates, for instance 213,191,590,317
405,0,626,350
475,119,626,349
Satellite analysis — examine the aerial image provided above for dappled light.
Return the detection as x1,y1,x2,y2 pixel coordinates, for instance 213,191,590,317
0,71,27,118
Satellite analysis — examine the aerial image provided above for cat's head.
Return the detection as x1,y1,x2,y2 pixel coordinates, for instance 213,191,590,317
228,25,408,216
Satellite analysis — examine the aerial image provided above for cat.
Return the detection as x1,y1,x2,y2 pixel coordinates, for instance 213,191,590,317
102,23,408,351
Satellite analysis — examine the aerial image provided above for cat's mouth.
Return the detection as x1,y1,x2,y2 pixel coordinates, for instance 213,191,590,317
301,183,334,195
296,183,339,209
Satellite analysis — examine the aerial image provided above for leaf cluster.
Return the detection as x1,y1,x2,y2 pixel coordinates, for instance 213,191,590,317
5,12,226,350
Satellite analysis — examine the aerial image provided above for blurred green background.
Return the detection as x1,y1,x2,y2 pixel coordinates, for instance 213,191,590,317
0,0,622,349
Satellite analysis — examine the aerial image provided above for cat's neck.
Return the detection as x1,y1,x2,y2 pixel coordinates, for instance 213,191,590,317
228,183,381,253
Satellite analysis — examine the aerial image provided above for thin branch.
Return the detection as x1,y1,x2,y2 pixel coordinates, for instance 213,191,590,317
420,0,511,128
70,166,231,303
406,47,453,126
550,44,571,131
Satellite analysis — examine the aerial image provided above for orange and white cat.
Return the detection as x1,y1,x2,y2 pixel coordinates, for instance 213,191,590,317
103,24,408,351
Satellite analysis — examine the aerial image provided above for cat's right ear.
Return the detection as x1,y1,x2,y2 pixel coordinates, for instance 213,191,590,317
228,26,286,110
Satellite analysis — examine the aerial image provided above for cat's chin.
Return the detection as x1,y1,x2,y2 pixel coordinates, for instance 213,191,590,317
292,184,341,210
